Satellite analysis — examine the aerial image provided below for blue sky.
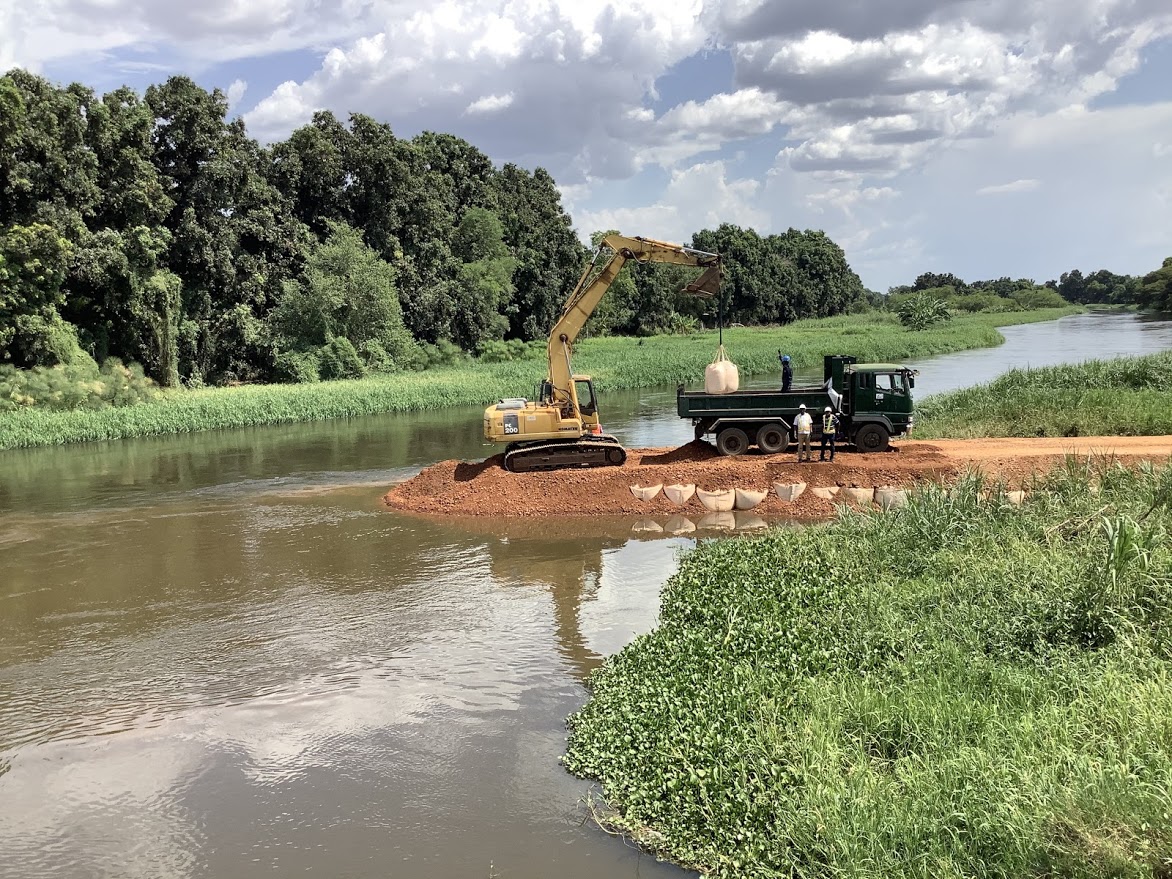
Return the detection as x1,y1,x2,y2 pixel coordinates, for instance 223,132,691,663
4,0,1171,291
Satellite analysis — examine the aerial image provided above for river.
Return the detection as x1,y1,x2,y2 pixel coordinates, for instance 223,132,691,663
2,311,1171,879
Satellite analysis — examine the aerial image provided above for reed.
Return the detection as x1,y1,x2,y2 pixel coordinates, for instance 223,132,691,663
915,351,1172,438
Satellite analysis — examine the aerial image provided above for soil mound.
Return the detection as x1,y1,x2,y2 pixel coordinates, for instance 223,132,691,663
383,436,1172,520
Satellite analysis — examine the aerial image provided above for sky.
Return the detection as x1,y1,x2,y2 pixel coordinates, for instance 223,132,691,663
3,0,1171,291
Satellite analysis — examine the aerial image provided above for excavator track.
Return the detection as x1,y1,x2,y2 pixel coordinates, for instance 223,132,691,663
504,435,628,473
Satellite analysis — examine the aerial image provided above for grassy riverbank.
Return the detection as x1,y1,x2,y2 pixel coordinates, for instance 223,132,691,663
563,462,1172,878
0,308,1077,450
915,351,1172,439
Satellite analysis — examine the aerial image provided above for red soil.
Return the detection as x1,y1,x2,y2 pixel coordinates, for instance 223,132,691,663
383,436,1172,520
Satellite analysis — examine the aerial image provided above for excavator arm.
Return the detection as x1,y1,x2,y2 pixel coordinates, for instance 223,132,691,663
483,233,722,472
546,235,721,408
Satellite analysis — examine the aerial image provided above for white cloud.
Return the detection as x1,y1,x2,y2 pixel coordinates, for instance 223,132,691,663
6,0,1172,292
977,178,1041,194
465,92,514,115
242,0,708,174
575,160,767,243
226,77,247,112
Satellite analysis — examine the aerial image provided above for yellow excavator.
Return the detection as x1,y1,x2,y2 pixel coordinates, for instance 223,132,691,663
483,234,722,472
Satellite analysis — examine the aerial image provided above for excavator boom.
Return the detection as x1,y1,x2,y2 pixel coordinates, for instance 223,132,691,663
483,234,722,472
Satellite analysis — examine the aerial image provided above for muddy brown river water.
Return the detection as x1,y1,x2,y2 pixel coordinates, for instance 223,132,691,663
2,311,1172,879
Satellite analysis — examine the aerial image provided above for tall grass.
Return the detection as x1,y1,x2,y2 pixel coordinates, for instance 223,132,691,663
916,350,1172,438
563,461,1172,878
0,308,1077,450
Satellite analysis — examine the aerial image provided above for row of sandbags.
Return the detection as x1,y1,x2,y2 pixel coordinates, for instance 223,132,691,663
630,483,765,510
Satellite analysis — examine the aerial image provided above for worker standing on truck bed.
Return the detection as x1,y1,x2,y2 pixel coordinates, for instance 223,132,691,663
820,406,839,462
779,352,793,391
795,403,813,462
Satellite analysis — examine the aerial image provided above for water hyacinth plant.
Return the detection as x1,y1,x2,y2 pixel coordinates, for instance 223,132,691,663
563,460,1172,879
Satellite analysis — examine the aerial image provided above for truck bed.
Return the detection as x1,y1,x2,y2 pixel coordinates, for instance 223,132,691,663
677,386,834,419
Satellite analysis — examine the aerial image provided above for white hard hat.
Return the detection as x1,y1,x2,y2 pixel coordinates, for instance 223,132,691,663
825,406,832,412
799,403,806,410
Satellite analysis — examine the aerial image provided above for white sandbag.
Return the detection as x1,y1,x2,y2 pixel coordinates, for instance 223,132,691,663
773,481,807,502
696,488,735,512
629,483,663,501
734,488,767,510
663,483,696,506
704,345,740,395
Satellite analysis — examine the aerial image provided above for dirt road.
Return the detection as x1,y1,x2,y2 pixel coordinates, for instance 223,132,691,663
383,436,1172,519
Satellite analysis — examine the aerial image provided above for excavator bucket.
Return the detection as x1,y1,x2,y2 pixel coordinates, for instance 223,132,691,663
682,264,722,298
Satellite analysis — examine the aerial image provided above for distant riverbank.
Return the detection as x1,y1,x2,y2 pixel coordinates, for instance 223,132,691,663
0,308,1078,450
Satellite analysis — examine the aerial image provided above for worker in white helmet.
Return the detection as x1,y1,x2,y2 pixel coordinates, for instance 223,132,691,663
794,403,813,462
820,405,840,462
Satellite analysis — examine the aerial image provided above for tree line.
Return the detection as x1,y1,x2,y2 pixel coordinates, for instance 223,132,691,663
3,68,1167,392
0,69,872,389
885,262,1172,313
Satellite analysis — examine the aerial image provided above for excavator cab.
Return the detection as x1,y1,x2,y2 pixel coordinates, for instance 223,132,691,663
574,378,598,417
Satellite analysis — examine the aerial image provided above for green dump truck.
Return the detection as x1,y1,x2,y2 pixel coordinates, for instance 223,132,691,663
677,354,917,456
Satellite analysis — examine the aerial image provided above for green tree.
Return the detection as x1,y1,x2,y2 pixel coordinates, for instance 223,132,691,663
449,207,516,349
582,230,637,336
264,110,352,236
0,222,82,365
0,70,98,234
493,164,585,340
1138,257,1172,312
64,225,184,383
270,221,417,380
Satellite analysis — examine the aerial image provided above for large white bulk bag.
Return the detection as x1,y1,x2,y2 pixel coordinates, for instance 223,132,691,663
704,345,740,394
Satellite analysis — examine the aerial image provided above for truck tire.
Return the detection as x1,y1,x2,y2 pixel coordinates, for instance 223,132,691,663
854,423,890,453
756,423,787,455
716,427,749,457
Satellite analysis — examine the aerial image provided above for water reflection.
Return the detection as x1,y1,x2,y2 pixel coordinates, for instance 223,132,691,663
3,312,1171,879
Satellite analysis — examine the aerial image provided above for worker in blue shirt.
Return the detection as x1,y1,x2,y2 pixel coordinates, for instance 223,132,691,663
779,352,793,391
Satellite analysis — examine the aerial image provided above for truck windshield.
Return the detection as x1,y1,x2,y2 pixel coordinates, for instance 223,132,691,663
876,373,907,394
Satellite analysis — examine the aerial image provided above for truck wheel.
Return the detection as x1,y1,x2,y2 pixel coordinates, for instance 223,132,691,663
756,424,787,455
716,427,749,456
854,423,890,453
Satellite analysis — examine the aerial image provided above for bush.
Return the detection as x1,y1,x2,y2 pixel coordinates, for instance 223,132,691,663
949,292,1015,313
419,339,470,370
317,336,365,380
898,293,952,330
272,350,321,383
476,339,543,363
1009,287,1068,310
0,357,158,411
357,339,395,374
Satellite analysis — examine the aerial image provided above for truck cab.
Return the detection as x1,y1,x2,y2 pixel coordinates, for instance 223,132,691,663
836,359,916,451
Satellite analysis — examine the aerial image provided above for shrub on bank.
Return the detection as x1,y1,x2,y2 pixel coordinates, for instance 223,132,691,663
563,462,1172,878
0,358,157,412
915,351,1172,438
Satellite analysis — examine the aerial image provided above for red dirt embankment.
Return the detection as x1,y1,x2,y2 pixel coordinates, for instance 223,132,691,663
382,436,1172,520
